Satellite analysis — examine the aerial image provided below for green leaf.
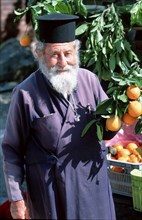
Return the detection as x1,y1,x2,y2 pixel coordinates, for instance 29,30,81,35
108,81,113,89
44,4,56,13
81,119,96,137
107,40,113,49
136,147,142,157
117,94,128,103
112,90,120,101
106,103,115,114
75,23,88,35
91,25,99,32
96,122,103,141
135,120,142,134
95,61,102,76
55,2,71,14
102,47,106,55
107,86,118,95
109,54,116,71
123,40,131,50
119,61,129,73
89,13,102,19
131,51,139,62
122,54,131,68
31,5,42,14
104,24,113,28
95,98,114,115
27,0,37,7
134,79,142,86
95,30,103,42
14,8,29,16
130,2,142,27
90,33,95,48
111,74,123,81
118,80,127,86
139,96,142,104
87,56,95,67
65,1,73,14
77,0,88,17
115,40,122,53
120,41,125,50
14,14,25,22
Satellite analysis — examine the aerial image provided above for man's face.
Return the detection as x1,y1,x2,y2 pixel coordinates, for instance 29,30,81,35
44,41,77,72
38,41,79,97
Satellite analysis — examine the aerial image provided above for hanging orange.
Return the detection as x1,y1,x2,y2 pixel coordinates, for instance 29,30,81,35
122,112,136,125
126,85,140,100
20,34,31,46
106,116,122,131
128,101,142,117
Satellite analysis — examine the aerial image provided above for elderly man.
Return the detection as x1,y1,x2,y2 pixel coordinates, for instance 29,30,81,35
2,13,116,219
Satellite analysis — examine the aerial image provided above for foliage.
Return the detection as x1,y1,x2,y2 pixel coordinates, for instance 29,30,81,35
75,3,142,140
14,0,87,39
114,0,142,27
130,0,142,26
76,4,140,81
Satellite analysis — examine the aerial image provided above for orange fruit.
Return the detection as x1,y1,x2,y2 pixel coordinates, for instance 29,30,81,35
129,154,139,163
128,101,142,117
113,143,124,153
118,148,131,157
132,149,141,157
125,142,138,153
106,116,122,131
122,112,136,125
20,34,31,46
117,155,129,162
126,85,141,100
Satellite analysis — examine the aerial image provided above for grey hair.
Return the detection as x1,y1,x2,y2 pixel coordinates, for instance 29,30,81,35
34,39,81,60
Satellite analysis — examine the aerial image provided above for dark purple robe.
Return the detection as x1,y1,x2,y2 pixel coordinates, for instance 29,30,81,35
2,68,116,219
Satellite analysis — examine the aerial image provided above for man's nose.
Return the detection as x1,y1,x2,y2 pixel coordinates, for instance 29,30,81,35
57,54,67,67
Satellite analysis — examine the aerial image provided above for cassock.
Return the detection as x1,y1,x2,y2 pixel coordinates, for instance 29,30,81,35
2,68,116,219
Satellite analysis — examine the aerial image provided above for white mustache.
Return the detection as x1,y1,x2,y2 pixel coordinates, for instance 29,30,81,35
50,65,73,72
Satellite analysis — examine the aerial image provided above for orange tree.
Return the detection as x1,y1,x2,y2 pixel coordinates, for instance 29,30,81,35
81,67,142,140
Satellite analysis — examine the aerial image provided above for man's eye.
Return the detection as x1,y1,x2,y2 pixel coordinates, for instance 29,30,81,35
65,52,72,56
51,53,58,58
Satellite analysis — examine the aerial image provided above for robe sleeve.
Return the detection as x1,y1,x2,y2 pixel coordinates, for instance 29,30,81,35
2,88,31,201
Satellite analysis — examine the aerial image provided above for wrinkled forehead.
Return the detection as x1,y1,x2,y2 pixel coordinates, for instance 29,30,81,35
45,41,76,53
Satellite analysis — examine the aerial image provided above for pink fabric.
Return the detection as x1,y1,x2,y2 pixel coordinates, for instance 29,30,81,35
105,122,142,147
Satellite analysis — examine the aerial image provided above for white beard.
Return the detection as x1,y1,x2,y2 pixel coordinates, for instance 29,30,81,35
39,61,79,97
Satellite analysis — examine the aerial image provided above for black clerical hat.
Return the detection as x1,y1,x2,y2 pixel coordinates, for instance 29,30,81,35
37,13,79,43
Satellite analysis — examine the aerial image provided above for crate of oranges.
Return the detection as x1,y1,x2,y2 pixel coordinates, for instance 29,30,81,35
107,142,142,197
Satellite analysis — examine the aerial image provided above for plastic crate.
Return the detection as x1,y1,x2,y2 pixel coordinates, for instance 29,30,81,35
107,154,142,197
130,169,142,212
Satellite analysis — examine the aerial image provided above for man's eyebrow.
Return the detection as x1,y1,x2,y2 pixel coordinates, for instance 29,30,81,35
51,48,73,54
